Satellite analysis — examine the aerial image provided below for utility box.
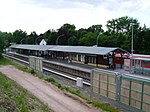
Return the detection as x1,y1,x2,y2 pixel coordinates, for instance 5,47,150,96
76,77,83,87
29,56,43,72
29,56,36,70
35,57,43,72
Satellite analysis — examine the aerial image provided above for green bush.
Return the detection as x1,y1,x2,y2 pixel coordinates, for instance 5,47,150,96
30,69,35,74
92,100,119,112
0,53,3,59
44,77,56,83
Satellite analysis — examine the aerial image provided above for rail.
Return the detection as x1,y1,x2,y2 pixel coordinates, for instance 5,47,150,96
3,53,91,86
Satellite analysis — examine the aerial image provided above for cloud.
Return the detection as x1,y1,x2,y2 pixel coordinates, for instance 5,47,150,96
0,0,149,34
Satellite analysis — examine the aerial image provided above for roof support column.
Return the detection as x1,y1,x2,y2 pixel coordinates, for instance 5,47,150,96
112,52,115,70
121,53,123,69
96,55,98,67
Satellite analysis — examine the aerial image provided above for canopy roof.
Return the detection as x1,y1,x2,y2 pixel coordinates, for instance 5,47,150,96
10,44,54,51
10,44,129,55
48,46,120,55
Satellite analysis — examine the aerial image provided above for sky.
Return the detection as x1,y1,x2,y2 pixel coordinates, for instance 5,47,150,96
0,0,150,34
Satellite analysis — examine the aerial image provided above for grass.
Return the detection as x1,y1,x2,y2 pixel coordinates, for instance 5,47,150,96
0,57,35,75
0,57,119,112
0,72,52,112
0,57,14,65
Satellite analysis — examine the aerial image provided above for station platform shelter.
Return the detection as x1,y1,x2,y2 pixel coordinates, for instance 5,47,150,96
9,44,130,69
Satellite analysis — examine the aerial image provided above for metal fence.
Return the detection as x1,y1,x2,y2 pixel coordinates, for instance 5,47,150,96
120,74,150,111
91,69,118,100
91,69,150,112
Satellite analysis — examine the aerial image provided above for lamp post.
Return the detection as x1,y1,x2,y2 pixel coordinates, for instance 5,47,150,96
131,23,136,56
20,38,25,44
56,34,64,45
130,23,136,73
96,32,101,47
35,36,42,45
131,24,134,56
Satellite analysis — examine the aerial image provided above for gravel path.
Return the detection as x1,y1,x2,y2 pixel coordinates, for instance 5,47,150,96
0,65,100,112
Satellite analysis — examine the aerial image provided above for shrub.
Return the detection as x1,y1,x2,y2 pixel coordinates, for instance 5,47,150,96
30,69,35,74
44,77,56,83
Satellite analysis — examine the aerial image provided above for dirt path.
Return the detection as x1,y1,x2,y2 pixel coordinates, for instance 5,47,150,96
0,66,99,112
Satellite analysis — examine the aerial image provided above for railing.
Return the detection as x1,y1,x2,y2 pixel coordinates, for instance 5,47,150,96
91,69,150,112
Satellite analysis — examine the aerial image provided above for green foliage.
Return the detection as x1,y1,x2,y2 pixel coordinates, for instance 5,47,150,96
79,32,97,46
0,73,51,112
0,53,2,59
45,77,56,83
91,100,119,112
0,57,14,65
68,36,78,45
0,16,150,54
30,69,35,74
12,29,27,44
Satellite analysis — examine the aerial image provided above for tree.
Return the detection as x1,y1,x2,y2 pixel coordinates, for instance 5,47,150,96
12,29,27,44
27,31,39,44
57,23,76,45
68,36,78,46
87,25,104,34
79,32,97,46
137,28,150,54
106,16,139,35
44,29,57,45
105,16,141,53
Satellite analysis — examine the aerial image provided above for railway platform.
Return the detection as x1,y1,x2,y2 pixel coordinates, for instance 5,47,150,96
44,58,129,74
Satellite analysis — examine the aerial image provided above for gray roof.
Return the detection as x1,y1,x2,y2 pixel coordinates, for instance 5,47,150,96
48,46,118,55
10,44,128,55
10,44,54,51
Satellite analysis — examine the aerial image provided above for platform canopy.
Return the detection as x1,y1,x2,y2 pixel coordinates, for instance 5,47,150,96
48,46,128,55
10,44,54,51
10,44,129,55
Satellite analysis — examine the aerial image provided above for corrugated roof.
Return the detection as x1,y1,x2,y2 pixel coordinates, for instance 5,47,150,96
48,46,118,55
10,44,54,51
10,44,128,55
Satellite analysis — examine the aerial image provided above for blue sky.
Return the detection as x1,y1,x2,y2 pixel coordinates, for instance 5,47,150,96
0,0,149,34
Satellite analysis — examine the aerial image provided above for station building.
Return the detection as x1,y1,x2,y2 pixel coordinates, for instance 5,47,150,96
9,44,129,69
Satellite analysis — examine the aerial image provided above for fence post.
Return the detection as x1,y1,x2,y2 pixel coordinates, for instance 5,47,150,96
116,72,121,105
141,82,144,111
90,69,94,100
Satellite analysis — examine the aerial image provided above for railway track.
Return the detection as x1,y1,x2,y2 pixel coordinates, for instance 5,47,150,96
3,52,91,86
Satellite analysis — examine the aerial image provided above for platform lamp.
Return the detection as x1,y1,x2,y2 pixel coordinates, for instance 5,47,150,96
96,32,101,47
20,38,25,44
35,36,42,45
130,23,137,73
131,23,137,56
56,34,65,45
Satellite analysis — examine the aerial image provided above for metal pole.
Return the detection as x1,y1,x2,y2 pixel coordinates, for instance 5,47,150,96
56,34,64,45
20,38,24,44
35,36,41,45
96,35,99,46
96,32,101,47
131,24,133,55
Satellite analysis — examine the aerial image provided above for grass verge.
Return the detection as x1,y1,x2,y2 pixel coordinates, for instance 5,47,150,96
0,57,14,65
0,72,52,112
